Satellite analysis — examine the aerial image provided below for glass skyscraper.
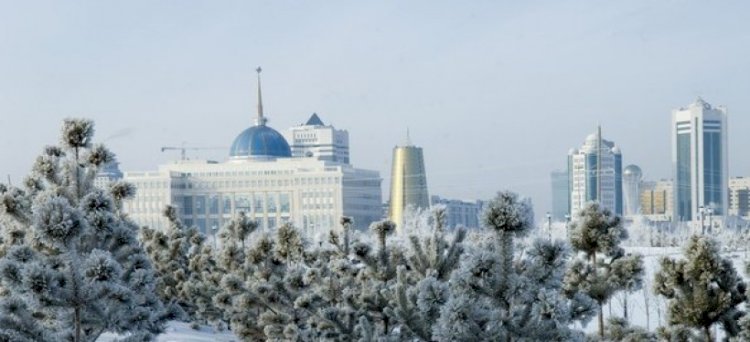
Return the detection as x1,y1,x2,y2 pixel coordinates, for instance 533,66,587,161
568,127,623,216
672,98,728,221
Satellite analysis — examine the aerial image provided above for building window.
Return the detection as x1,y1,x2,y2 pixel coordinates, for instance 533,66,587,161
182,196,193,215
209,195,219,215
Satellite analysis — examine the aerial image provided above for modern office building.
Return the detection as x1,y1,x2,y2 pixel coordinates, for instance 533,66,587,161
284,113,350,164
729,177,750,218
388,133,430,233
431,195,483,229
550,170,569,221
123,68,382,236
622,164,643,216
568,127,623,215
640,179,673,221
672,98,728,221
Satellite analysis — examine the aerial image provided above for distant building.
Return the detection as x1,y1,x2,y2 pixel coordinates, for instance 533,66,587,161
550,170,569,221
672,98,728,221
568,127,623,215
388,133,430,233
431,195,483,229
640,179,673,221
123,68,382,236
94,158,124,189
284,113,350,164
623,165,642,216
729,177,750,218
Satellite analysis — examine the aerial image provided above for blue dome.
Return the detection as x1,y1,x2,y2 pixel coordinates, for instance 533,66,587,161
229,125,291,159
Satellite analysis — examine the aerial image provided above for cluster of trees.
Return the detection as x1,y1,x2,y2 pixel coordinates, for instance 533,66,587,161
1,119,750,341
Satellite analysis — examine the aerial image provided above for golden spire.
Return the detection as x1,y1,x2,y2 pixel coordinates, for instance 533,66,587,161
256,67,266,126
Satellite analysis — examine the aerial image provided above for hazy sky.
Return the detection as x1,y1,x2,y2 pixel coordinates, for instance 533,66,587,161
1,1,749,218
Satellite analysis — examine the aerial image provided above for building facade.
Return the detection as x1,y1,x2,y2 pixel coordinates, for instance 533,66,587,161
123,68,382,236
284,113,350,164
94,158,124,189
568,127,623,215
622,164,643,216
672,98,728,221
639,179,673,221
388,138,430,233
550,170,569,221
431,195,483,229
729,177,750,218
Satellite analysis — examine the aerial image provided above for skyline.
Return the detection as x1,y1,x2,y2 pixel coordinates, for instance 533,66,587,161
1,1,750,217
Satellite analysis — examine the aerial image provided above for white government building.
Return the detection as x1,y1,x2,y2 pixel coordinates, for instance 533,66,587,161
122,69,383,236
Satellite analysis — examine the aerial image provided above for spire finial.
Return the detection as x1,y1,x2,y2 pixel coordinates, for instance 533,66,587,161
405,127,412,146
255,66,266,126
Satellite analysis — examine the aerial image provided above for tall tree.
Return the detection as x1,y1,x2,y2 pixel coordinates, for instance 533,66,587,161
654,235,746,341
563,202,644,337
434,191,596,341
0,119,167,341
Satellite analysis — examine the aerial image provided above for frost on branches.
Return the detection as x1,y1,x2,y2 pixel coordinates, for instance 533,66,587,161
563,202,644,339
654,235,746,341
0,119,168,342
433,191,596,341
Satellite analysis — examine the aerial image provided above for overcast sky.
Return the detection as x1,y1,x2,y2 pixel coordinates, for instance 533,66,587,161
1,0,749,217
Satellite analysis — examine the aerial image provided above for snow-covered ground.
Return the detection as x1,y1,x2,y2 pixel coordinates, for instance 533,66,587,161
98,321,237,342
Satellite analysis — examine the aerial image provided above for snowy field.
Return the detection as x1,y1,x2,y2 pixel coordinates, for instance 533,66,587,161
98,321,237,342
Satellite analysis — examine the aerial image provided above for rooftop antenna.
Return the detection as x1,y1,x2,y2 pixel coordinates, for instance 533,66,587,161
597,124,602,204
255,66,267,126
405,127,412,146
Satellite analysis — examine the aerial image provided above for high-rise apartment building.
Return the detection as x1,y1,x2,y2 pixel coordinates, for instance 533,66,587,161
568,127,623,215
672,98,728,221
388,135,430,233
550,170,569,221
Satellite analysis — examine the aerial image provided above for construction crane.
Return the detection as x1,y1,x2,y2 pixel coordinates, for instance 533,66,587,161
161,145,226,161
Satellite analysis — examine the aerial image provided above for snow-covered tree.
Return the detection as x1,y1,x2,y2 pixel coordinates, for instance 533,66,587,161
601,317,656,342
563,202,644,338
654,235,746,341
382,207,466,341
433,191,596,341
140,205,223,327
0,119,168,341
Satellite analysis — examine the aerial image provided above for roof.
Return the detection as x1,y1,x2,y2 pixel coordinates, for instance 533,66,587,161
305,113,325,126
229,125,291,159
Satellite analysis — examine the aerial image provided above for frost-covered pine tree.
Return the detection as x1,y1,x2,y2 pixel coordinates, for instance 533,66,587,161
434,191,596,341
140,205,222,327
654,235,746,341
212,216,327,341
563,202,644,338
0,119,167,342
383,207,466,341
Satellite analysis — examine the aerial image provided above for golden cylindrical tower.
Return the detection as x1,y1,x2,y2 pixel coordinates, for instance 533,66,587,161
388,144,429,233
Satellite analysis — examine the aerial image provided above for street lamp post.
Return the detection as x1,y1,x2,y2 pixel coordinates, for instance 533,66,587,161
546,212,552,240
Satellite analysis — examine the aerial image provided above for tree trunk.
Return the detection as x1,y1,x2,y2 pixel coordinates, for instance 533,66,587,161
704,325,712,342
598,301,604,338
623,295,628,321
75,306,81,342
592,253,604,337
